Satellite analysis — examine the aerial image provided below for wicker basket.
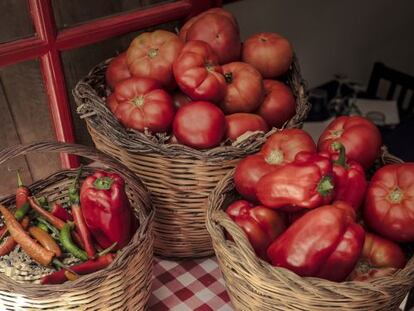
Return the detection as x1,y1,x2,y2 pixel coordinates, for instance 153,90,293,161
73,55,310,258
0,141,154,311
206,147,414,311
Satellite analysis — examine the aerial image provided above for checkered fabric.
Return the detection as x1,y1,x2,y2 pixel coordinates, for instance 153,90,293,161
149,256,233,311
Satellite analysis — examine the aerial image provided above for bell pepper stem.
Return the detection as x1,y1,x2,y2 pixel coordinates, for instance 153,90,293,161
93,177,114,190
331,142,347,168
317,176,334,196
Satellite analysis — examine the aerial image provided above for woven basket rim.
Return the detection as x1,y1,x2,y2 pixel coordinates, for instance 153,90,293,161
0,141,154,296
73,54,310,161
206,146,414,298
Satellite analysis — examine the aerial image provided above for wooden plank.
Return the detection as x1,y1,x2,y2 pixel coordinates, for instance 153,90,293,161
0,60,61,185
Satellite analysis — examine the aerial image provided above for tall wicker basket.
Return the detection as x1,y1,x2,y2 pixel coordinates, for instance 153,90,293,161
206,148,414,311
74,55,310,258
0,142,154,311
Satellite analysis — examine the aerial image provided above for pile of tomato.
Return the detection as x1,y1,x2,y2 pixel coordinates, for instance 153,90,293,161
228,115,414,282
105,8,296,149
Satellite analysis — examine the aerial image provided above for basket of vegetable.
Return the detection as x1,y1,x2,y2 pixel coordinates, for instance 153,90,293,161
0,142,154,310
74,7,310,258
207,116,414,311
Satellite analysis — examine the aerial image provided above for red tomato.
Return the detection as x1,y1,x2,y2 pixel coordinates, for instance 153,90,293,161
318,116,382,169
184,10,241,64
179,8,238,42
126,30,183,88
105,53,131,89
234,154,277,202
364,163,414,242
257,80,296,128
260,129,316,165
362,232,406,269
225,113,269,142
173,101,226,149
242,32,293,78
172,91,192,109
108,77,175,133
173,40,226,102
221,62,264,114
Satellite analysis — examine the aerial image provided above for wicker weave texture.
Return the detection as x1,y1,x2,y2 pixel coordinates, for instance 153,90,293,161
0,142,154,310
74,56,310,258
206,148,414,311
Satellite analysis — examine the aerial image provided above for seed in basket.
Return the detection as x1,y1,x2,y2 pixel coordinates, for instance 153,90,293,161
221,62,264,114
173,101,226,149
267,201,364,282
260,129,316,165
226,200,286,261
180,8,241,64
256,152,335,210
126,30,183,88
256,80,296,128
105,52,131,90
107,77,175,134
242,32,293,78
363,163,414,243
225,113,268,142
173,40,226,103
317,115,382,169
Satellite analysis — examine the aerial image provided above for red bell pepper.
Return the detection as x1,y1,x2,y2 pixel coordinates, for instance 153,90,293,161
267,201,365,282
256,152,335,210
80,171,132,250
328,142,367,210
226,200,286,260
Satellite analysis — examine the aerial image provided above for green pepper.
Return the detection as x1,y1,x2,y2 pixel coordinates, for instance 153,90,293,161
60,222,88,261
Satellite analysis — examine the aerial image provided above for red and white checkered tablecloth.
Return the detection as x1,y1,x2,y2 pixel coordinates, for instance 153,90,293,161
149,256,233,311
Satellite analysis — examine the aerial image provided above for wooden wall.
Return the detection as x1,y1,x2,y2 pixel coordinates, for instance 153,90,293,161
0,0,177,196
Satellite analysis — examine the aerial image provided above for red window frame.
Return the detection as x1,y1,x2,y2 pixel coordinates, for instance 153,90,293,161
0,0,220,168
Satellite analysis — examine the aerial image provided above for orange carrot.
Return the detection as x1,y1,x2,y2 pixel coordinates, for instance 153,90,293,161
28,227,62,257
0,217,30,256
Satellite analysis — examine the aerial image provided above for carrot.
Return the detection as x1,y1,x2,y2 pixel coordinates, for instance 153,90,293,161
0,205,54,266
28,227,62,257
0,217,30,256
72,204,95,259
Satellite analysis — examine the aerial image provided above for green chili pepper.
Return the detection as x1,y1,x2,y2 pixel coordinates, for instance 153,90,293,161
36,196,50,210
14,202,30,221
60,222,88,261
37,222,49,232
37,217,60,237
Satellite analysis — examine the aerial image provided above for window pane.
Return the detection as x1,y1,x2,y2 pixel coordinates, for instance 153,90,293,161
0,0,35,43
61,22,179,147
0,60,61,196
53,0,174,29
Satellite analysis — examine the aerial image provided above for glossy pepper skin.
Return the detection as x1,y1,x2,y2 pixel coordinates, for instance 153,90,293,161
327,142,367,210
267,201,365,282
80,171,132,250
226,200,286,260
256,151,335,210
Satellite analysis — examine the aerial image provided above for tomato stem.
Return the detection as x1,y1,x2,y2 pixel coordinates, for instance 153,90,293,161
147,48,158,58
265,150,284,165
389,188,404,203
224,72,233,84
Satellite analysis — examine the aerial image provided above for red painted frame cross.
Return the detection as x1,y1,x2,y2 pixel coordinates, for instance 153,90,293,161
0,0,220,168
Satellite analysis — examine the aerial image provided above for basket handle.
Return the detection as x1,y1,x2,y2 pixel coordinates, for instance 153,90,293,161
0,141,147,195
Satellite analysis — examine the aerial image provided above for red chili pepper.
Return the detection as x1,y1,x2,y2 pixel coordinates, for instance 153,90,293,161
40,253,115,284
267,201,365,282
50,203,73,222
328,142,367,210
256,152,335,210
72,204,95,259
226,200,286,261
16,171,30,209
80,171,132,250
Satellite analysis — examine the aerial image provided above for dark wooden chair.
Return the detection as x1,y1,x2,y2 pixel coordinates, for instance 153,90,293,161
366,62,414,121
